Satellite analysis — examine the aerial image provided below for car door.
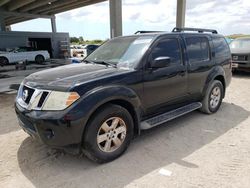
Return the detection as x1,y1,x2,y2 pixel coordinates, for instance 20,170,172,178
26,49,36,61
184,36,214,99
143,36,188,114
14,48,28,62
13,50,24,62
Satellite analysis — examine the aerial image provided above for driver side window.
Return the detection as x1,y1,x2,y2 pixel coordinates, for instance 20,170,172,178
151,38,182,65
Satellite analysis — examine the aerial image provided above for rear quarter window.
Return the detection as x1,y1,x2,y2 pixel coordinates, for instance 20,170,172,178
185,37,210,64
213,37,231,58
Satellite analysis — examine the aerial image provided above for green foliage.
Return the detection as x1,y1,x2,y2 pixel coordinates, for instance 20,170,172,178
70,36,105,45
79,36,84,43
226,34,250,39
70,37,80,43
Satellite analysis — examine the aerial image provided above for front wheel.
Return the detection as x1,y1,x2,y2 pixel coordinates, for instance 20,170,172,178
200,80,224,114
0,57,9,67
82,104,134,163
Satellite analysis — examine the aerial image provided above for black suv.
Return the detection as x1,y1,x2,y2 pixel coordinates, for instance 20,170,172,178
15,28,232,163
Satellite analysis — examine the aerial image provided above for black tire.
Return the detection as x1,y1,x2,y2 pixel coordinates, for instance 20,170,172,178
82,104,134,163
0,57,9,67
200,80,224,114
35,55,45,64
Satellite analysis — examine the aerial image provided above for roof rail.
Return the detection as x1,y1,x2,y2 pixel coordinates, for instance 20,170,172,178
135,31,164,34
172,27,218,34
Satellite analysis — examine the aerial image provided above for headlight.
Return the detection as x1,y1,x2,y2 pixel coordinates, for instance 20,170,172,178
42,91,80,111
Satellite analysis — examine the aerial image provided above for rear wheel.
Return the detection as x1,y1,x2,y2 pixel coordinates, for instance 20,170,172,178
0,57,9,67
82,104,134,163
200,80,224,114
35,55,45,64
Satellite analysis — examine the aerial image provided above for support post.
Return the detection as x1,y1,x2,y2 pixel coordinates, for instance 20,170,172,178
176,0,186,28
109,0,122,38
5,25,11,31
51,16,57,33
0,15,6,31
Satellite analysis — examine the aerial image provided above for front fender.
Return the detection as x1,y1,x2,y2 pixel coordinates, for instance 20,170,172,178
67,85,142,132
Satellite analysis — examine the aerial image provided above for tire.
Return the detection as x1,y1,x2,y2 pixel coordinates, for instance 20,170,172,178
82,104,134,163
0,57,9,67
200,80,224,114
35,55,45,64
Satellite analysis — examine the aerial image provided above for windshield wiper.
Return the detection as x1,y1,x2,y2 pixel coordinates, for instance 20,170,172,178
92,60,117,68
82,59,117,68
82,59,94,64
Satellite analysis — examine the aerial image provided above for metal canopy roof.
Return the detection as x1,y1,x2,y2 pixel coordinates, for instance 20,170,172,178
0,0,107,25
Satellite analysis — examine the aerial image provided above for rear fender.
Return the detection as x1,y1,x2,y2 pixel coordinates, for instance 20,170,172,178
202,66,226,98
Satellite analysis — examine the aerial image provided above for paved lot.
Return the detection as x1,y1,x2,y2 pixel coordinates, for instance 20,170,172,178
0,60,68,92
0,72,249,188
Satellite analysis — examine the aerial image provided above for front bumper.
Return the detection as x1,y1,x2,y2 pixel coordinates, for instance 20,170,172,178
15,102,85,152
232,61,250,70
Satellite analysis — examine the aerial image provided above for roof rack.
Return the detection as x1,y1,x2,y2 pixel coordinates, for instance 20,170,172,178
135,31,164,34
172,27,218,34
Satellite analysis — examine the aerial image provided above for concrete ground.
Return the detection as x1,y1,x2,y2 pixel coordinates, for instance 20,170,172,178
0,59,68,92
0,72,249,188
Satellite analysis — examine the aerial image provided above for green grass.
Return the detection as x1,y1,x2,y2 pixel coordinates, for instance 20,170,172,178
226,34,250,39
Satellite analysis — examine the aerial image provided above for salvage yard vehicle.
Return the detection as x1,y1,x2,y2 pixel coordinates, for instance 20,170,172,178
83,44,99,57
70,44,99,58
15,28,232,163
0,47,50,66
230,37,250,71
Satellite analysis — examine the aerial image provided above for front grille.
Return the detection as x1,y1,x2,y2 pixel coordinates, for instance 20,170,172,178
17,85,51,110
22,85,35,104
37,91,49,108
232,54,248,61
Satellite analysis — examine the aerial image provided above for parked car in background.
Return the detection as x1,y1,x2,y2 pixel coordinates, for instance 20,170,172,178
230,37,250,71
15,28,231,163
70,45,84,58
0,47,50,66
70,44,99,58
83,44,99,57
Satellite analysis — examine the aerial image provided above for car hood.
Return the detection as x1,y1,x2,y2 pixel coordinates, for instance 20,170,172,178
0,52,10,55
24,63,130,90
230,48,250,54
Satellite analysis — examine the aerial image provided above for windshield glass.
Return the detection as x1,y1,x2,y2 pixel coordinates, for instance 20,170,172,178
230,39,250,49
85,36,154,69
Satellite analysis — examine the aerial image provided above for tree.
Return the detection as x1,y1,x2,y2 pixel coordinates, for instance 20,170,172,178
70,37,79,43
79,36,84,43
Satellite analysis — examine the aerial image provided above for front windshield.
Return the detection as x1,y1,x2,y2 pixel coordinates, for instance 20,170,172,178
85,36,154,69
230,39,250,49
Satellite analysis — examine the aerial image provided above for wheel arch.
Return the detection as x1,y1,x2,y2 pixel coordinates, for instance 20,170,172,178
74,86,142,146
0,56,9,64
214,75,225,97
35,54,45,61
84,99,140,138
202,66,226,98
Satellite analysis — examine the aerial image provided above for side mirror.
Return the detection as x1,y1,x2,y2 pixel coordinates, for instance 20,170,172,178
151,56,171,68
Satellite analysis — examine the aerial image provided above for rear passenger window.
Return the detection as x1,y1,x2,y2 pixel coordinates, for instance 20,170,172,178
151,38,181,65
213,37,230,58
186,37,210,63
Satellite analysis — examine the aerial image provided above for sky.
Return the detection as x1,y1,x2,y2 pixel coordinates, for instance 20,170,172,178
11,0,250,40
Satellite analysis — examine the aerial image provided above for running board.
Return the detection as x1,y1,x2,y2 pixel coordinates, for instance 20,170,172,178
140,102,202,130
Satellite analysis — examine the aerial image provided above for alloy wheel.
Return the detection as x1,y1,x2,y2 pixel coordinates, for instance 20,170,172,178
210,86,221,109
97,117,127,153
